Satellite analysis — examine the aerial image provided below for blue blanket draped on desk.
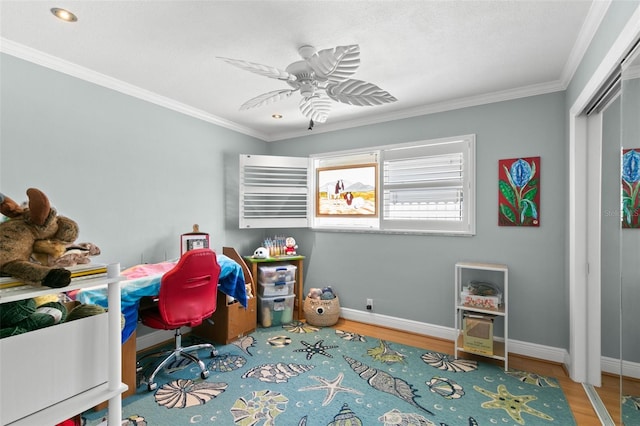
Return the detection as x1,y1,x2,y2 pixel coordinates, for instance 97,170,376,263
75,254,247,343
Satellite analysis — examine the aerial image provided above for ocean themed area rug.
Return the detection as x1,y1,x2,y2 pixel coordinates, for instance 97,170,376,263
83,323,576,425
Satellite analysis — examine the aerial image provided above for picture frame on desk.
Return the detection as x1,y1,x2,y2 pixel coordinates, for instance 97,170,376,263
180,233,210,255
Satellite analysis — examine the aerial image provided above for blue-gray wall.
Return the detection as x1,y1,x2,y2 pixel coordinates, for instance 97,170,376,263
269,93,567,349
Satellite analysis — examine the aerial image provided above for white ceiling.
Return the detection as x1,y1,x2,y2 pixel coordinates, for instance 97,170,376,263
0,1,605,141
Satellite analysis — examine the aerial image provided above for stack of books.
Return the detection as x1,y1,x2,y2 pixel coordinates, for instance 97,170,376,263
0,263,108,289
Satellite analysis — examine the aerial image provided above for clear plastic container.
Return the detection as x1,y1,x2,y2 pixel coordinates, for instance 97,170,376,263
258,264,297,284
258,280,295,297
258,294,295,327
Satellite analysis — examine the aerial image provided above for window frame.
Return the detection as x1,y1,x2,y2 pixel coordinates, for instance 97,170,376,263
310,134,476,235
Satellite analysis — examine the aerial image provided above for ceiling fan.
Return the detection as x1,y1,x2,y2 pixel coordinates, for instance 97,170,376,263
218,44,397,124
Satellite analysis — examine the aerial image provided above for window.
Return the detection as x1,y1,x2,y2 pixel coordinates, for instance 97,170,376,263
238,134,475,235
379,135,475,234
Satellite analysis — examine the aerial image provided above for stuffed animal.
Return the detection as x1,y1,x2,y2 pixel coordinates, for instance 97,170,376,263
36,241,101,268
252,247,269,259
284,236,298,255
31,239,67,265
0,188,79,288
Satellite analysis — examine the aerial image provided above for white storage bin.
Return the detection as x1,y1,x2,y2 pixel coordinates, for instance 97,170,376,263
258,294,295,327
259,280,295,297
0,313,109,424
258,264,297,284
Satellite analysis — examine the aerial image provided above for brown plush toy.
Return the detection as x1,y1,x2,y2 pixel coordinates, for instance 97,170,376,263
0,188,79,288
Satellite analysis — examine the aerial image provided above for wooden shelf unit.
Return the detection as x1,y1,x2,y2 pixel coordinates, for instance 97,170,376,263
243,254,305,320
454,261,509,370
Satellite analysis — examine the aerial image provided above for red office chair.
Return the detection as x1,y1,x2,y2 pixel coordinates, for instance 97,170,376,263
139,248,221,391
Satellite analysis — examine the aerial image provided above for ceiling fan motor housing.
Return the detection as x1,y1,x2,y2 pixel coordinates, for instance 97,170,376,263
285,60,317,97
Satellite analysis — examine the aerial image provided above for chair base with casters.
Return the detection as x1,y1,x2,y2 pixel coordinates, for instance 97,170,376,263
138,327,218,391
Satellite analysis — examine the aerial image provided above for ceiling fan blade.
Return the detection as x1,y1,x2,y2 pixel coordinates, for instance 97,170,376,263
218,57,297,82
325,79,397,106
240,89,296,110
299,95,332,123
307,45,360,82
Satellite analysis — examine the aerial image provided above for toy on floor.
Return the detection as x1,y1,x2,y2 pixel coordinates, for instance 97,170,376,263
0,188,79,288
307,286,336,300
304,286,340,326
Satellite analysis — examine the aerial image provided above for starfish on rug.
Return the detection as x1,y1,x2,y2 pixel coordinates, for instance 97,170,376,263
298,372,363,406
293,339,338,360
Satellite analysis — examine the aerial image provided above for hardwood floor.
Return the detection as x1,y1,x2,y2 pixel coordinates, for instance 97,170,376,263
331,318,604,425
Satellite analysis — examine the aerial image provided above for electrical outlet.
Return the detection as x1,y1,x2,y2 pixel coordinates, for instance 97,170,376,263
366,298,373,310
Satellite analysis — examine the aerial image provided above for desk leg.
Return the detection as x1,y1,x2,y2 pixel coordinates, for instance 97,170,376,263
251,264,259,294
297,259,304,320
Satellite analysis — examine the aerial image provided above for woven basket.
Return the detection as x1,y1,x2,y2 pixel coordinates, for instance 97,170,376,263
304,296,340,327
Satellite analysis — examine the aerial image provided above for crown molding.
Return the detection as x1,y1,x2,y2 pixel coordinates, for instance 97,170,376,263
0,38,268,141
560,0,611,87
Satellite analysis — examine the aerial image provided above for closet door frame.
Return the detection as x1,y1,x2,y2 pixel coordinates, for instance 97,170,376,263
569,9,640,383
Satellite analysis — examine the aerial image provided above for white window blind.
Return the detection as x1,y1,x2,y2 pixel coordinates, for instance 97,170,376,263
380,136,475,234
239,154,309,229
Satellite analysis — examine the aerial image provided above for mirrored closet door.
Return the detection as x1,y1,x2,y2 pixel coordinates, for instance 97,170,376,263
619,46,640,426
592,40,640,426
597,69,622,424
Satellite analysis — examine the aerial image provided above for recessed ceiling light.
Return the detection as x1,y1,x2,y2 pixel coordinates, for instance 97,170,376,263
272,114,283,119
51,8,78,22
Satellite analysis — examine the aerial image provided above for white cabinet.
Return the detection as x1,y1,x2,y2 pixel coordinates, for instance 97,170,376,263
454,261,508,370
0,264,127,425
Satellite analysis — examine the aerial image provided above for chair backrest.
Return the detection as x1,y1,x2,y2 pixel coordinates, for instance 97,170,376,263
157,248,221,328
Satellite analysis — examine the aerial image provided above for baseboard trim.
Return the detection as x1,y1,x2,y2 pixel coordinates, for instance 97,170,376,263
601,355,640,379
340,308,569,364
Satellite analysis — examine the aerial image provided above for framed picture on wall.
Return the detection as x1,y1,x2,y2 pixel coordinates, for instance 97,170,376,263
316,164,378,217
498,157,540,227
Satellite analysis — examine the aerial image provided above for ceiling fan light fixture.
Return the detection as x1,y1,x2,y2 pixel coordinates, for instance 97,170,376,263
51,7,78,22
299,82,315,98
